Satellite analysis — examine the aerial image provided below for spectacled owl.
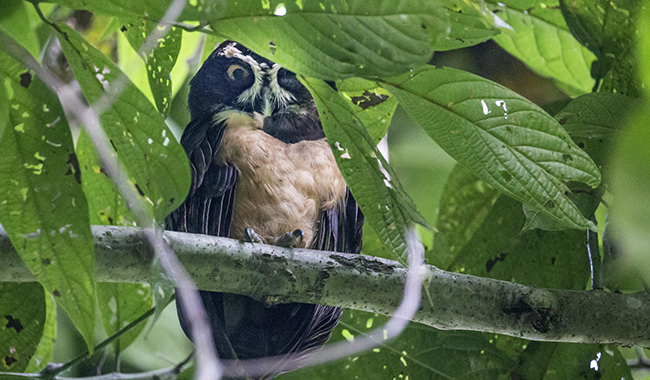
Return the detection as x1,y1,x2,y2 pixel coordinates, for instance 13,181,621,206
167,41,364,379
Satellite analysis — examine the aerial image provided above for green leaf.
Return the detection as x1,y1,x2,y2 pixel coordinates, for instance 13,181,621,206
0,283,46,373
281,310,515,380
610,5,650,284
121,19,182,118
301,77,428,261
214,0,496,79
520,93,637,231
0,0,41,60
55,23,190,222
0,49,96,351
76,130,138,227
487,0,595,94
639,4,650,88
0,68,7,142
560,0,642,96
24,290,56,373
556,92,640,174
337,77,397,143
45,0,497,80
382,65,601,231
431,164,499,269
609,105,650,284
445,194,590,289
97,283,153,351
148,256,176,327
40,0,225,23
514,342,632,379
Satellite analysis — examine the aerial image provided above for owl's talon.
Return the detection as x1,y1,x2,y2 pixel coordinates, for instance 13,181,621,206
244,228,264,244
275,229,303,248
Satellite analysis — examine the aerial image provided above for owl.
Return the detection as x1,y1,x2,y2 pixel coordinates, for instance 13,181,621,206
167,41,364,379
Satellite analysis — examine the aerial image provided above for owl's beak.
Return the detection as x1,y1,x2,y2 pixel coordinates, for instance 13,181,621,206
260,85,274,117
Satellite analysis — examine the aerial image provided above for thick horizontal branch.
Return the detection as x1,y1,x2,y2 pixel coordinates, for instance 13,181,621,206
1,225,649,346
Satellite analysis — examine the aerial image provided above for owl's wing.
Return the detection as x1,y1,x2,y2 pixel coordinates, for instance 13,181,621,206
313,189,365,254
167,114,237,236
167,114,242,359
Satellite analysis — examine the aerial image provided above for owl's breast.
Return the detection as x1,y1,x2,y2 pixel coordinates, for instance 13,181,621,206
216,111,347,247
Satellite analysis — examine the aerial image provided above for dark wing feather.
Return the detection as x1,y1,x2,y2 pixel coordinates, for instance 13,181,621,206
167,113,241,358
167,114,237,236
168,112,364,379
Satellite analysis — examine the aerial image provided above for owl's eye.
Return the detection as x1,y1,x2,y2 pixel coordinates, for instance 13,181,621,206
227,64,249,81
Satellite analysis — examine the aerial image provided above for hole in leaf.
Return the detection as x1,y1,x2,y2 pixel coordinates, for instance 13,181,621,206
4,315,23,332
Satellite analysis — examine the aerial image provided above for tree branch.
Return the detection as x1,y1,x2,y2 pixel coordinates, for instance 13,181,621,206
2,225,649,346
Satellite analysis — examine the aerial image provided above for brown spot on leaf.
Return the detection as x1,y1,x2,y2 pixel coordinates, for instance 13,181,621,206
52,290,61,297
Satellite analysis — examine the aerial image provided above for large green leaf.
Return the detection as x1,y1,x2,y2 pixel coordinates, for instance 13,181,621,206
0,49,96,351
0,283,46,373
431,164,499,269
487,0,595,94
301,77,428,261
97,283,153,351
24,291,56,373
121,18,182,118
609,104,650,284
0,0,41,60
0,64,7,142
556,92,640,176
40,0,224,22
560,0,642,96
213,0,497,79
76,131,137,227
513,342,631,380
446,194,590,289
80,127,154,351
280,310,515,380
55,23,190,222
382,66,601,231
45,0,497,79
519,93,637,231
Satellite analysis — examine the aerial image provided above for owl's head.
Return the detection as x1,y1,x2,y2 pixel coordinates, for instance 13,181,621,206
188,41,325,143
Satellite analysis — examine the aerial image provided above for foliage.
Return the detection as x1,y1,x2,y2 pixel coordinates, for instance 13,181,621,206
0,0,648,378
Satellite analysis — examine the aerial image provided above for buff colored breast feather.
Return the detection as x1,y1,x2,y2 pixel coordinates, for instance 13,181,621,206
216,111,347,247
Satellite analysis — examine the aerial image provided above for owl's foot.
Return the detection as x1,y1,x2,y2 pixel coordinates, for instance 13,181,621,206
275,229,303,248
244,228,264,244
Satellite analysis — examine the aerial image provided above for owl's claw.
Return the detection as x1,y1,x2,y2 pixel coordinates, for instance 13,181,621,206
275,229,303,248
244,228,264,244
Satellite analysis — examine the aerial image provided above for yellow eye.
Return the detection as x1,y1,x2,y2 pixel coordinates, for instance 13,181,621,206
227,64,249,81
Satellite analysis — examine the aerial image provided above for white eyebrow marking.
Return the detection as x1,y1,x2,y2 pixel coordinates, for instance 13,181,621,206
268,63,296,109
219,43,264,106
